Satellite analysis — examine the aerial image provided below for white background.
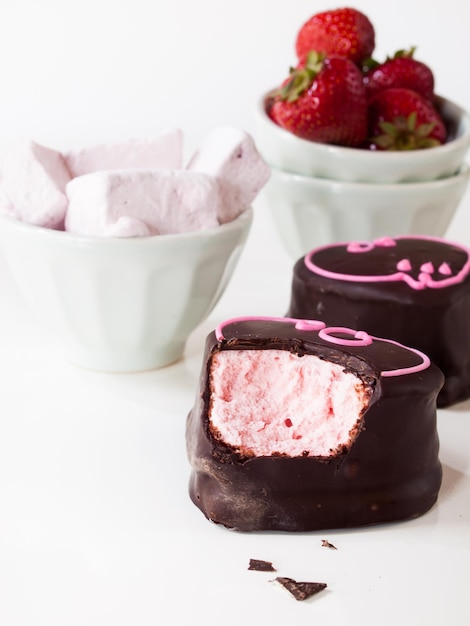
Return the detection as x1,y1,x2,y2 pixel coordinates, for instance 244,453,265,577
0,0,469,157
0,2,469,625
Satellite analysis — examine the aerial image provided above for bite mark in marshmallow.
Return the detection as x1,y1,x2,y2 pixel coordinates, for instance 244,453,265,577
209,349,369,457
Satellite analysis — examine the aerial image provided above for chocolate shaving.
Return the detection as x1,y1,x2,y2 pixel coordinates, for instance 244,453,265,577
274,576,327,601
321,539,337,550
248,558,276,572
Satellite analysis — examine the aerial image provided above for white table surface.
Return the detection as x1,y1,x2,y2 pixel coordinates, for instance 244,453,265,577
1,1,470,623
0,189,469,626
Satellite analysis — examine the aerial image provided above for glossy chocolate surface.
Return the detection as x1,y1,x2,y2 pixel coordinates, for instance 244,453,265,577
186,318,443,532
287,237,470,407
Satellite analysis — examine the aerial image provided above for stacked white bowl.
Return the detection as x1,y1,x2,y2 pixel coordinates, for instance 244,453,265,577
255,92,470,259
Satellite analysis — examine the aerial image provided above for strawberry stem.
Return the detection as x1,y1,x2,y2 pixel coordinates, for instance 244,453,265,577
372,112,440,150
386,46,417,62
274,50,325,103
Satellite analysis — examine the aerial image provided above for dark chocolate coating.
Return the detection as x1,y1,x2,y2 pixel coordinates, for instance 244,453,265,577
287,238,470,407
186,318,443,532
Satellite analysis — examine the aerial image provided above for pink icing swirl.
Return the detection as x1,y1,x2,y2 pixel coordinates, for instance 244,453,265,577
347,236,396,253
215,316,430,378
319,327,372,347
305,235,470,290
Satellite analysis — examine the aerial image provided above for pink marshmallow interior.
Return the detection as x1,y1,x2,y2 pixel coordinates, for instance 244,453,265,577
209,349,372,457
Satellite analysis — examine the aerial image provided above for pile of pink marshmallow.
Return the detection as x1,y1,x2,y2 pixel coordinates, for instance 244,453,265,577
0,127,271,237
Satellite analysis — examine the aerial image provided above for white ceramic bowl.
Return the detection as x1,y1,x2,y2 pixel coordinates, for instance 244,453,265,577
0,209,252,372
263,165,469,260
255,92,470,183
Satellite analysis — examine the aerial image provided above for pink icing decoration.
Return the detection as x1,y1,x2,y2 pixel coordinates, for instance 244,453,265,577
420,262,434,274
418,272,432,286
347,237,396,253
376,339,431,378
375,236,397,247
215,316,430,378
346,242,373,253
439,262,452,276
305,235,470,291
396,258,412,272
293,319,326,332
319,327,372,347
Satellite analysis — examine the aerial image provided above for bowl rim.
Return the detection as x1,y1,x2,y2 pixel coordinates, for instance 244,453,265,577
257,92,470,160
268,162,470,191
0,206,253,246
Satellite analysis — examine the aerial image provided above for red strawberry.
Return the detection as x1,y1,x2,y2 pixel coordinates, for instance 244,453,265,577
269,51,368,146
367,87,447,150
363,48,435,101
296,7,375,65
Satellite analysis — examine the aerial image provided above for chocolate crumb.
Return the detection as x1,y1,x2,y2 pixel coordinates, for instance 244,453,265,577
321,539,337,550
273,577,327,601
248,558,276,572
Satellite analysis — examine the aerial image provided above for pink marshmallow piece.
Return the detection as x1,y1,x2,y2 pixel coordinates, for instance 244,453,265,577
209,349,369,457
188,127,271,223
64,128,184,177
65,169,220,237
0,182,13,214
105,216,152,237
1,140,71,229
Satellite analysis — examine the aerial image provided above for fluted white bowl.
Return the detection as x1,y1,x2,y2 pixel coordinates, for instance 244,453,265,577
264,165,469,260
0,209,252,372
255,92,470,183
